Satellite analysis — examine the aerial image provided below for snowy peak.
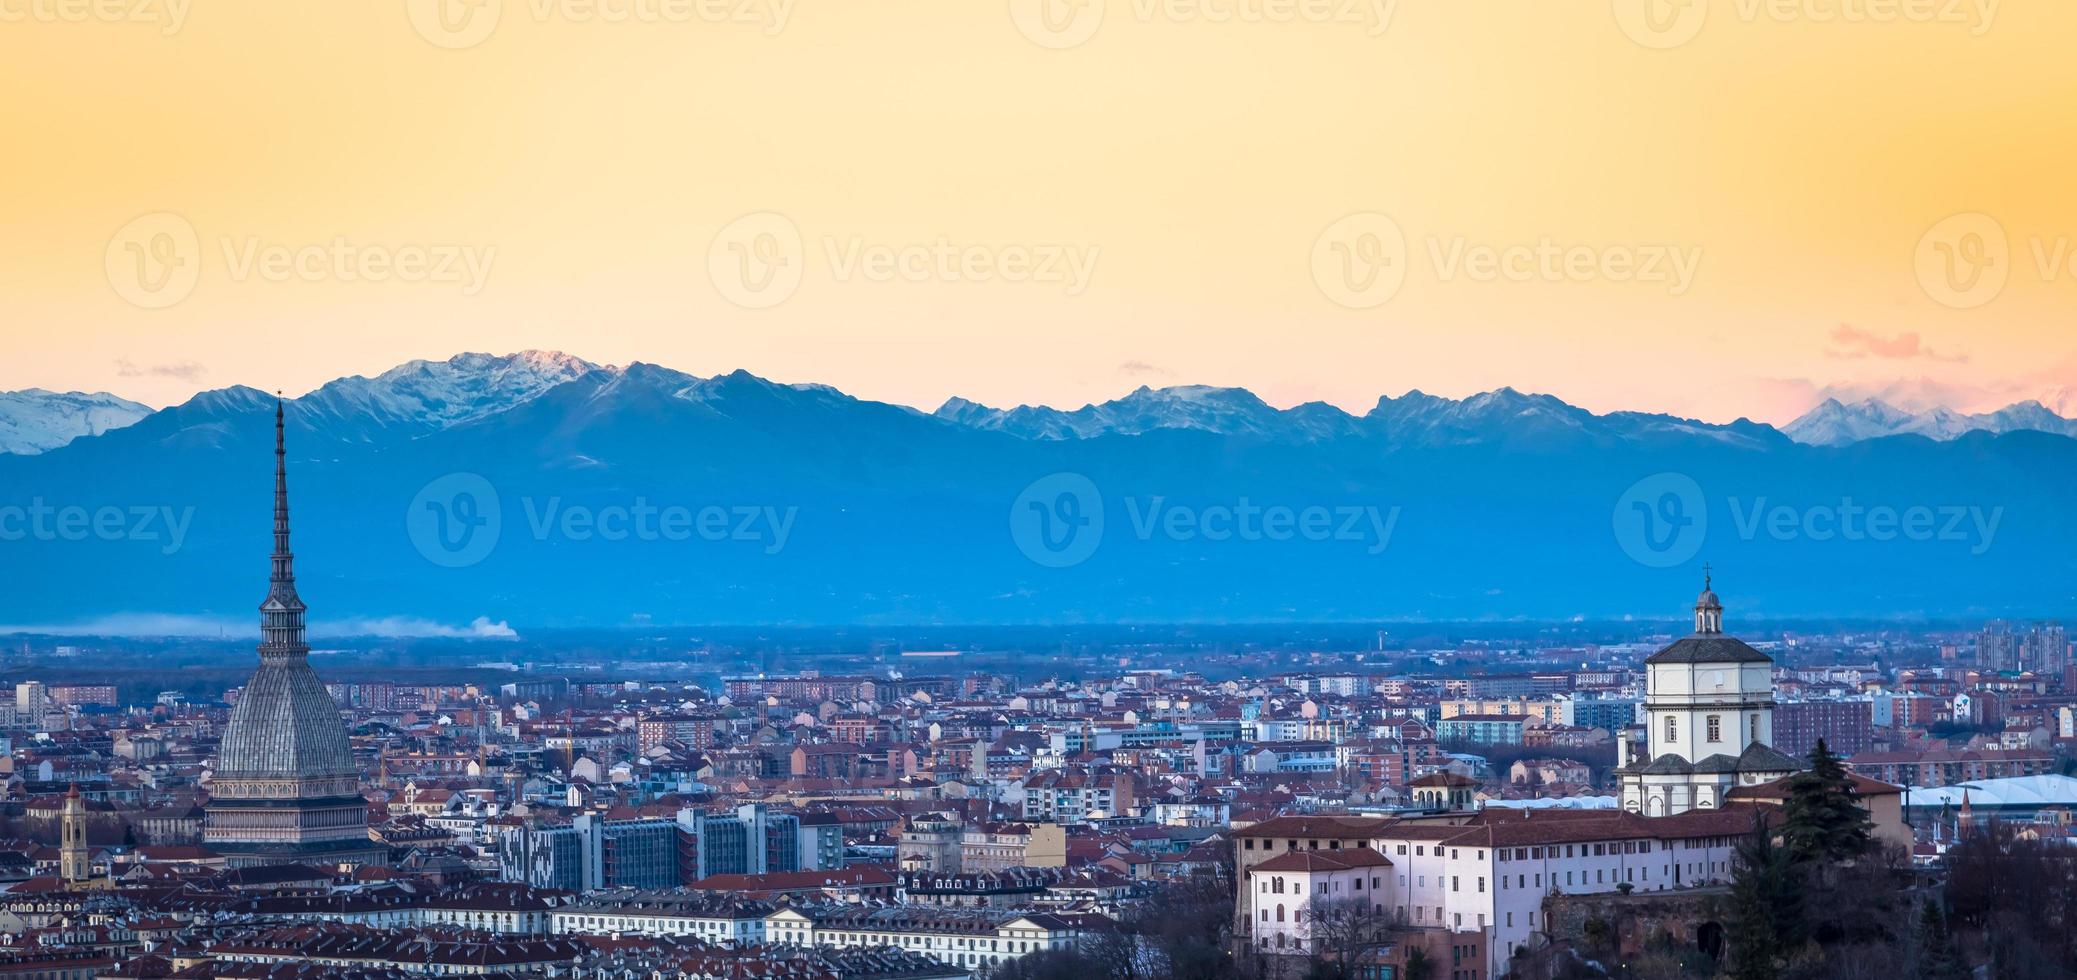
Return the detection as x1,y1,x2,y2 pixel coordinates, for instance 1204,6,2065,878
1784,397,2077,445
935,384,1347,440
930,383,1771,449
0,389,153,455
295,350,601,441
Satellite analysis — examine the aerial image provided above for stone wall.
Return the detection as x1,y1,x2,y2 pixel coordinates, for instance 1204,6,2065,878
1543,887,1731,962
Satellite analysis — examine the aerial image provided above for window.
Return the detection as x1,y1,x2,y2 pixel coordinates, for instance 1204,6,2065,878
1665,716,1677,742
1707,715,1722,743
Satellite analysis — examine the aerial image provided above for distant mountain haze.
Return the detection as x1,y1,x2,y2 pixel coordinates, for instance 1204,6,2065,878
0,351,2069,629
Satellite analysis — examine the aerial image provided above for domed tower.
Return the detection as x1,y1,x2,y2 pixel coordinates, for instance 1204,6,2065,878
204,402,385,868
1619,572,1802,817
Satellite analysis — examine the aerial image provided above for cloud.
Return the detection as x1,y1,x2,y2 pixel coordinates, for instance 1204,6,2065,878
1823,325,1965,363
317,616,519,640
115,358,208,381
1118,360,1174,378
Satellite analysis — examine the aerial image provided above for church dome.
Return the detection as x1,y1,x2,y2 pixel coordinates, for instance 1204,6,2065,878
216,660,359,781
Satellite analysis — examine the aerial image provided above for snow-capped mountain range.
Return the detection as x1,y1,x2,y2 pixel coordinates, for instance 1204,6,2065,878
4,350,2073,626
0,389,152,455
6,351,2070,454
1781,397,2077,446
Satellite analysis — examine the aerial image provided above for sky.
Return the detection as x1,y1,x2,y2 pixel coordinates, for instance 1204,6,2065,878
4,0,2075,423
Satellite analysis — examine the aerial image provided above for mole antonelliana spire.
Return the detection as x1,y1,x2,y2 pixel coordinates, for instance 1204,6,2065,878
203,400,386,868
261,397,307,663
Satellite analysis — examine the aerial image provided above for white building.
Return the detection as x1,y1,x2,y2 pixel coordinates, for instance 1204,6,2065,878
764,906,1092,975
1240,808,1755,977
1619,580,1800,816
1247,847,1394,953
550,894,771,943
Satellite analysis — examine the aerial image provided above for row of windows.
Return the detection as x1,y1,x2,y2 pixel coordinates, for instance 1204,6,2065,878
1664,714,1760,743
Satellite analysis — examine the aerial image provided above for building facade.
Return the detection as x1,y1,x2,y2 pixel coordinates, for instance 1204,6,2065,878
1618,580,1800,816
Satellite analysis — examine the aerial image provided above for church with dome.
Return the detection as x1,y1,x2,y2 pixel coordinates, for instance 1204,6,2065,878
1618,576,1805,816
203,402,386,868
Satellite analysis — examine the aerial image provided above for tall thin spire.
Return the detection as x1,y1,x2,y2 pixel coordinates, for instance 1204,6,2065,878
259,397,307,663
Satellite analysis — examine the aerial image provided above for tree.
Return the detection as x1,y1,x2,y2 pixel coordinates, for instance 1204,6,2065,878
1915,899,1966,980
1725,814,1801,980
1401,947,1432,980
1778,739,1873,866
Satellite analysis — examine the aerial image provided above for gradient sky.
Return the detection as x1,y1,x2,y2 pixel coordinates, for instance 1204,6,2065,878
4,0,2074,422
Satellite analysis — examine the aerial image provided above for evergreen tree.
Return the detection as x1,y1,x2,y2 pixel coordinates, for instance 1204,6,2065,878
1915,899,1967,980
1725,815,1796,980
1779,739,1873,864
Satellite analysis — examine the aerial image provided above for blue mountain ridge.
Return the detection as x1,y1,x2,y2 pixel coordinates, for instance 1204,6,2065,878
0,353,2069,629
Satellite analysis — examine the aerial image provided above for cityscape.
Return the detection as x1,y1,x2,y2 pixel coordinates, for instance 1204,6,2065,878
6,3,2077,980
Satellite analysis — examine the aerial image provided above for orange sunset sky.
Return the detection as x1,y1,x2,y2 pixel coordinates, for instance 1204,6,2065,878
3,0,2074,423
